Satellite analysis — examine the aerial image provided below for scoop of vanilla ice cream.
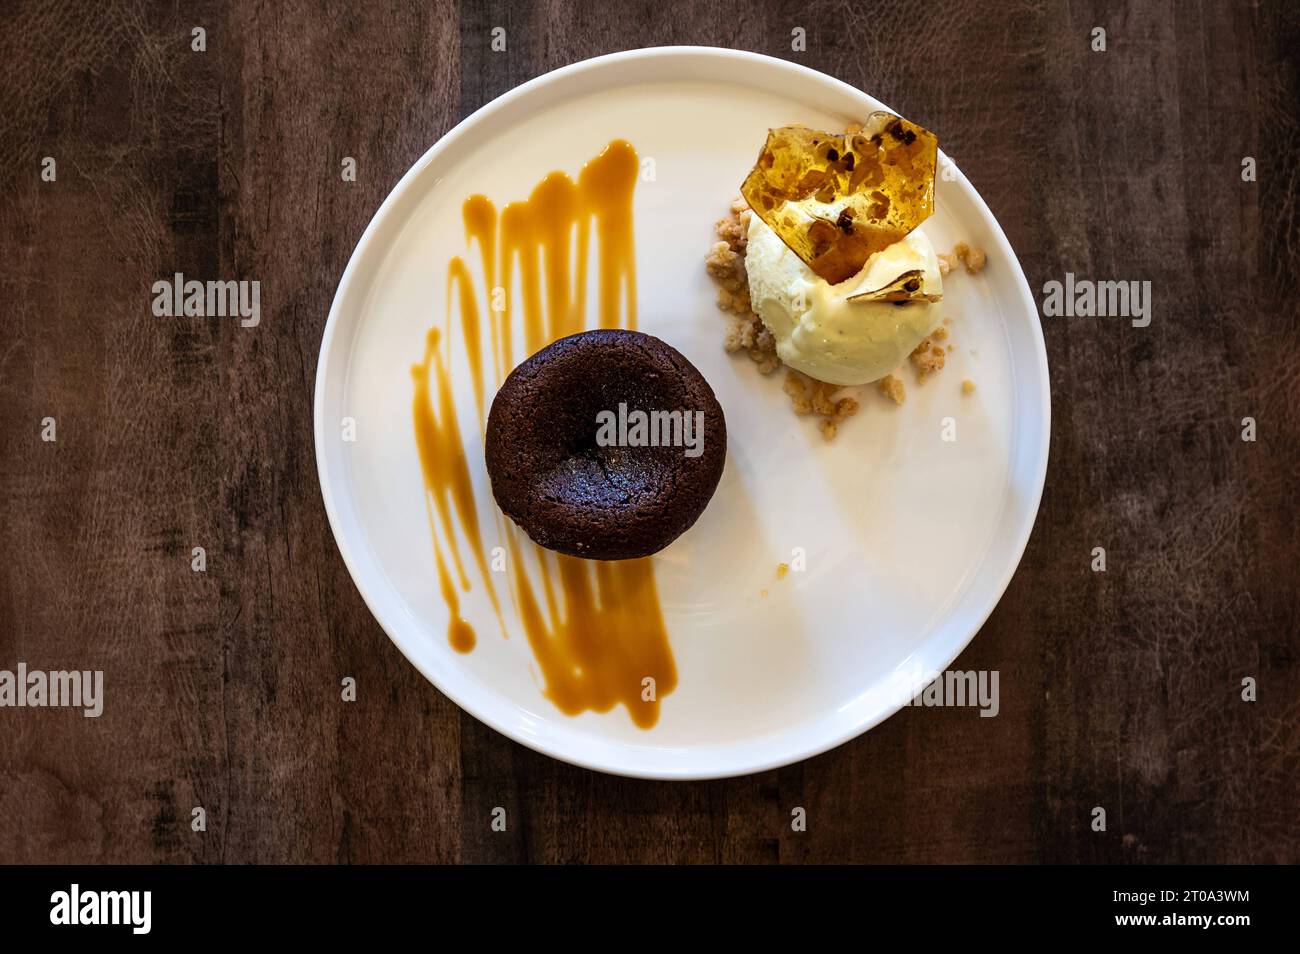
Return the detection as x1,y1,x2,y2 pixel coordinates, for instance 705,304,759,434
745,213,943,386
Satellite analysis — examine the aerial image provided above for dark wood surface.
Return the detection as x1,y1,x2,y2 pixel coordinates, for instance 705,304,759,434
1,0,1295,864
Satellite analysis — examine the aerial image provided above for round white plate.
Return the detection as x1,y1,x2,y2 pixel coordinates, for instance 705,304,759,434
314,47,1049,779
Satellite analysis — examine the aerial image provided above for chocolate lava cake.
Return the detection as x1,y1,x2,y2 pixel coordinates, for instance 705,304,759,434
485,329,726,560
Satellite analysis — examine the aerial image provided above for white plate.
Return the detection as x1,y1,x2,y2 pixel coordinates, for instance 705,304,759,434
314,47,1049,779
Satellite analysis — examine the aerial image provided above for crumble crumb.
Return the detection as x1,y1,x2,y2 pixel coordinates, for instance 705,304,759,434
940,243,987,276
952,241,987,274
714,197,750,242
784,371,859,438
750,337,780,374
783,371,813,414
878,374,906,405
810,378,837,416
776,563,790,580
710,204,781,375
910,330,947,381
962,379,977,394
705,241,745,294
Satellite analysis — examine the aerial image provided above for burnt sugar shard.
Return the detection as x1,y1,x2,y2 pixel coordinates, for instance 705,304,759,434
151,272,261,327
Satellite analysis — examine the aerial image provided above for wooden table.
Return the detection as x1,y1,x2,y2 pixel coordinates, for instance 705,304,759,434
1,1,1295,864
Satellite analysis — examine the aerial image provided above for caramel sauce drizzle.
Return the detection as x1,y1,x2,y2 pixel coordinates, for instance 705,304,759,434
412,140,676,728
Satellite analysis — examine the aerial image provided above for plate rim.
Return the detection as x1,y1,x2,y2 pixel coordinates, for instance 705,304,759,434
313,45,1052,780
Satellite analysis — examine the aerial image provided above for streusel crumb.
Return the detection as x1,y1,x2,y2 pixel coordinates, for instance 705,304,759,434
910,331,948,381
710,204,781,376
878,374,906,405
784,371,859,439
783,371,813,414
962,379,977,394
952,241,987,274
714,210,748,249
940,243,987,276
705,241,744,293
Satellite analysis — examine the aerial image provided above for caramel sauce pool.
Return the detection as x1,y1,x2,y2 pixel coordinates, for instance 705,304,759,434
411,140,676,728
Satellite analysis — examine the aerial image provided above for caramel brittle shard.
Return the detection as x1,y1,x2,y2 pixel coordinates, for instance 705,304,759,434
740,113,939,285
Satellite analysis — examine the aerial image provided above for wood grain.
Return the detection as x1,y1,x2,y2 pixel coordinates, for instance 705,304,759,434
0,0,1295,864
